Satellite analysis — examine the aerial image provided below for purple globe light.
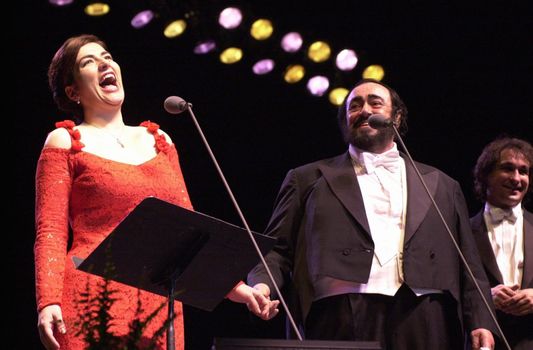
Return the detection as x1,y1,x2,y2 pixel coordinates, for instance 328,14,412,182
307,76,330,96
49,0,73,6
218,7,243,29
193,40,217,54
252,59,275,75
336,49,358,71
131,10,154,29
281,32,303,53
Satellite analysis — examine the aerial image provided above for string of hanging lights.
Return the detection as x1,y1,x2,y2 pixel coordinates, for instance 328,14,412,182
48,0,386,106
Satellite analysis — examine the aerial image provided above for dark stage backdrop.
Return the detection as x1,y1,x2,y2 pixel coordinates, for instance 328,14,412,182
15,1,531,349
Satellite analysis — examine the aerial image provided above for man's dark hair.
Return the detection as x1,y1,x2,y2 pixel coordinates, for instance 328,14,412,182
473,136,533,202
336,79,408,144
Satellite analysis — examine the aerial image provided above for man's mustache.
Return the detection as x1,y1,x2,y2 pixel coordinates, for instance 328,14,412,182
350,115,370,129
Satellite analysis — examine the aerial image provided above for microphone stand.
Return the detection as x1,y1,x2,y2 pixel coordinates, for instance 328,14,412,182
391,125,511,350
182,103,304,341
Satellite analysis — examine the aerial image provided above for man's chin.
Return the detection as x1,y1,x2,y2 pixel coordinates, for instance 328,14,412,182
347,128,392,151
501,198,523,209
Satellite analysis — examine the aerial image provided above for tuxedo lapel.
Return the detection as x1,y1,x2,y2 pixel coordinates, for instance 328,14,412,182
522,210,533,288
319,153,371,238
403,157,439,243
471,211,504,284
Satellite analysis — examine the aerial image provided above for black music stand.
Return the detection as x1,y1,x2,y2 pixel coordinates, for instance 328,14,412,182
74,197,277,350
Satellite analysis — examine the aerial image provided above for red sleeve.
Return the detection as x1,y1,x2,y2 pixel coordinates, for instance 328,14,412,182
167,145,194,211
34,148,73,311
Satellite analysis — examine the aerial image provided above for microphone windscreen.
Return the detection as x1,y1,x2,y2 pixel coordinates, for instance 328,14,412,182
164,96,187,114
368,114,392,129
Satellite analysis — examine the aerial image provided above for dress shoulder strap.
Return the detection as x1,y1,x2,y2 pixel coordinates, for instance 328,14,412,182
140,120,171,153
55,120,84,151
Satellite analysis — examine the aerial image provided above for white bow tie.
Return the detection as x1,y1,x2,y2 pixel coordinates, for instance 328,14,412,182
362,149,400,174
489,207,517,224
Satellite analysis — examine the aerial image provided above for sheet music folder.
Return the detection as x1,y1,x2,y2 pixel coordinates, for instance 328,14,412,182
74,196,276,311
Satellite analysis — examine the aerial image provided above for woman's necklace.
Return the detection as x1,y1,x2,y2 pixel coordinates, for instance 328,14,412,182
86,123,127,148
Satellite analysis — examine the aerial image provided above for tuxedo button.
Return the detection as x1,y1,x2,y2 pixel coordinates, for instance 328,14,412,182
342,248,351,256
429,251,435,259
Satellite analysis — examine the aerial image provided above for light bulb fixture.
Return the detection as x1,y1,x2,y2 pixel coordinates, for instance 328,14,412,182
131,9,155,29
49,0,73,6
335,49,358,71
281,32,303,53
193,40,217,54
220,47,243,64
283,64,305,83
362,65,385,81
84,2,110,16
306,76,329,96
328,87,349,106
250,19,274,40
252,59,275,75
307,41,331,63
163,19,187,38
218,7,243,29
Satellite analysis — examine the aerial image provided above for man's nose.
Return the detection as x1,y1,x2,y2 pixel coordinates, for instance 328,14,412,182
509,169,521,182
360,102,372,116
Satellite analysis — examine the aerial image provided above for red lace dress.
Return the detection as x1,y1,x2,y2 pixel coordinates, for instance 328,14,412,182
34,120,192,350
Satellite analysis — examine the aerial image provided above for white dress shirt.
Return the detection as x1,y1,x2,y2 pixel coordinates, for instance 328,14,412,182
484,202,524,287
314,143,407,299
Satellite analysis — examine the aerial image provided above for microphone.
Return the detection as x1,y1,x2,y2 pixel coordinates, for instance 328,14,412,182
389,120,511,350
164,96,189,114
368,114,393,129
164,96,304,341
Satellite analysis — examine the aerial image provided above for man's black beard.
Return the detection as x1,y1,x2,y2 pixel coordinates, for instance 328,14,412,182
345,125,395,153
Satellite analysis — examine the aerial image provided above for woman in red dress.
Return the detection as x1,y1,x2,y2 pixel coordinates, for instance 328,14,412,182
35,34,278,350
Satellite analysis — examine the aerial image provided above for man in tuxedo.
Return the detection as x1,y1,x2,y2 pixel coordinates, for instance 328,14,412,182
470,137,533,349
247,79,496,349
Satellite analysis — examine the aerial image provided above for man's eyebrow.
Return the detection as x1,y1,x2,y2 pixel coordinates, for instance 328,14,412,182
348,94,385,106
498,161,530,169
349,96,363,104
367,94,385,101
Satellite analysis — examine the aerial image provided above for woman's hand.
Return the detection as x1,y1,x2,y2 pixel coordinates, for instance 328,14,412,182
37,304,66,350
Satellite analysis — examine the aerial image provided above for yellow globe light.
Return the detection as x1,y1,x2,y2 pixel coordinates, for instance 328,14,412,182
328,87,349,106
250,19,274,40
220,47,243,64
84,2,110,16
307,41,331,63
283,65,305,83
362,65,385,81
164,20,187,38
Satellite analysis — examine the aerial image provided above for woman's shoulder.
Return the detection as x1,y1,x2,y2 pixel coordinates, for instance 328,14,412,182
43,127,72,149
43,120,84,151
158,128,173,144
139,120,173,144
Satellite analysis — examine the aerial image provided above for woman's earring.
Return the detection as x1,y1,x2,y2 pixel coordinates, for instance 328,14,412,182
76,99,81,104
